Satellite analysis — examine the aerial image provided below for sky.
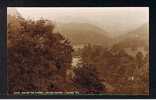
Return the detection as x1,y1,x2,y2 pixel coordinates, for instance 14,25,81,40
8,7,149,37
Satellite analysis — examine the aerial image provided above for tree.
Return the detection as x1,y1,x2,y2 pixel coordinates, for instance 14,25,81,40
7,16,73,94
79,44,149,94
73,64,105,94
136,51,144,68
131,52,149,95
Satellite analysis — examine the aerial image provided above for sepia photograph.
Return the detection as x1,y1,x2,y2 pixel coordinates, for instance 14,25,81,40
7,7,149,95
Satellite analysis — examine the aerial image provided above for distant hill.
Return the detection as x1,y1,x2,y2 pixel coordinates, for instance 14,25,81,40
56,22,112,47
114,23,149,49
112,23,149,56
120,23,148,40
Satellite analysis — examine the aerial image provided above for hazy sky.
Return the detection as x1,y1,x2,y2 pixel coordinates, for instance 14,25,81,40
9,7,149,37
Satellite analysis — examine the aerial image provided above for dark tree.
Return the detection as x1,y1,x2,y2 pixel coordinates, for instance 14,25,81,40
73,64,105,94
7,16,73,94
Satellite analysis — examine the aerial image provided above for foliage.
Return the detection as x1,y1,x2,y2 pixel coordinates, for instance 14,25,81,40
73,63,105,94
80,44,149,94
7,16,73,93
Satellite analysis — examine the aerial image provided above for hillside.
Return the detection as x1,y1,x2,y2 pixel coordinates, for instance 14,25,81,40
114,23,149,49
110,23,149,57
56,22,112,47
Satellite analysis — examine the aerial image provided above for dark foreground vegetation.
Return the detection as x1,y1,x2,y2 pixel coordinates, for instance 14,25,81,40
7,15,149,95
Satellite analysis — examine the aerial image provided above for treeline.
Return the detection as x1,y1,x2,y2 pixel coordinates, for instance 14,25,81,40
80,44,149,94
